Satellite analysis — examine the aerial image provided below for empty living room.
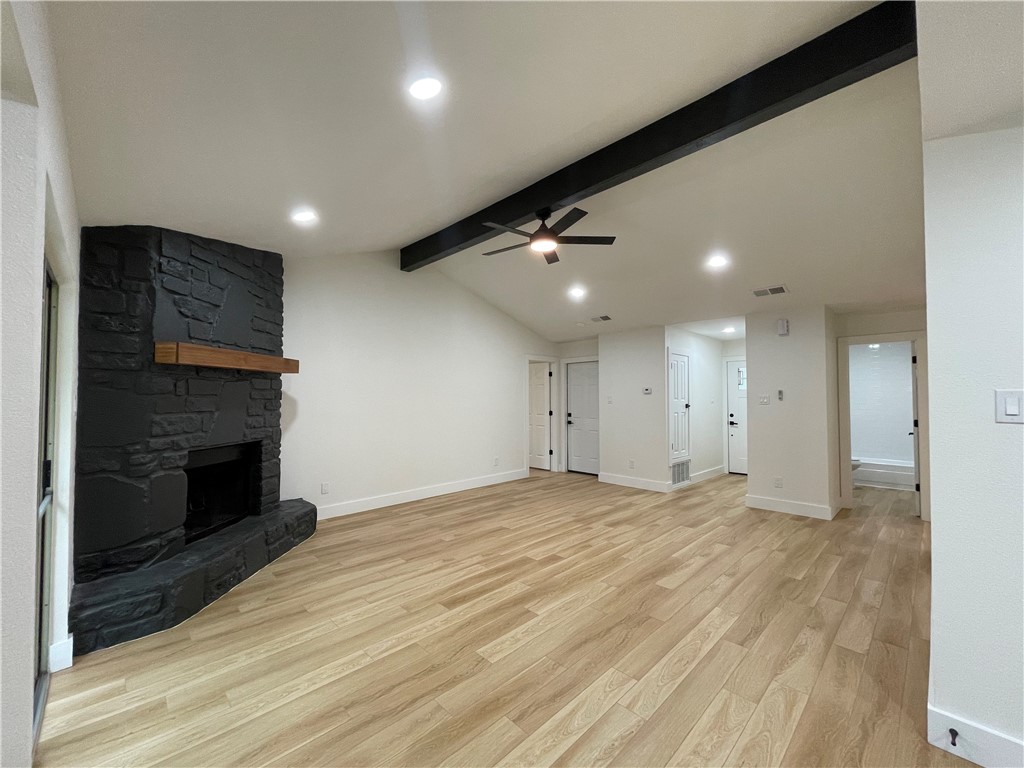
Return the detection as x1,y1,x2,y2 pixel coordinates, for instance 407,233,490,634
2,2,1022,767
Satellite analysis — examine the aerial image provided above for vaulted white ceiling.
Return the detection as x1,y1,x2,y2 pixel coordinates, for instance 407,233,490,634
48,1,872,259
49,1,926,344
437,62,925,341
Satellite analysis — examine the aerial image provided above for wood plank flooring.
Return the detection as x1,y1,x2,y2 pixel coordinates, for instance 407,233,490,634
38,472,972,767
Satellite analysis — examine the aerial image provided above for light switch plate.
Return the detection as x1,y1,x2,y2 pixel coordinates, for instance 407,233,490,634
759,394,770,406
995,389,1024,424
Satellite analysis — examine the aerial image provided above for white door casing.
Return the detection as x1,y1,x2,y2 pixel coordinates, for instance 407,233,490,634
727,360,748,474
567,362,600,474
528,362,551,470
669,353,690,463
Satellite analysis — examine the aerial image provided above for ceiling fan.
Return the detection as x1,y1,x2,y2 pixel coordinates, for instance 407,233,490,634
482,207,615,265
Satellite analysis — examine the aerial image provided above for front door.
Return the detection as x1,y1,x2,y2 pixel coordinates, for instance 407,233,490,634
727,360,748,474
528,362,551,470
567,362,599,474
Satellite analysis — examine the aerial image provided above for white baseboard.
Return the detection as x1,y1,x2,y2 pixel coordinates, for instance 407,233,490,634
745,494,837,520
49,635,74,672
686,465,726,486
317,469,530,520
599,473,672,493
928,703,1024,768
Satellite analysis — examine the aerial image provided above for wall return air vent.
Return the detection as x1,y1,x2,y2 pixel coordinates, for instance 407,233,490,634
753,284,789,297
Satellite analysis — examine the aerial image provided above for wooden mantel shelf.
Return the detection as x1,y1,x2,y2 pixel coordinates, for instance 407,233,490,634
154,341,300,374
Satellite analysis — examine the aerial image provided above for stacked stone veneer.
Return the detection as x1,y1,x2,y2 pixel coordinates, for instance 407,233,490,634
71,225,314,655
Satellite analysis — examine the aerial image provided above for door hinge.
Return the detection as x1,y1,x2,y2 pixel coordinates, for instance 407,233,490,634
913,419,919,428
912,355,917,364
42,459,52,492
548,371,553,377
915,483,921,492
549,410,553,416
549,449,553,456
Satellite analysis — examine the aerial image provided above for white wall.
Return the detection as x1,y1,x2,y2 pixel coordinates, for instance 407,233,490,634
1,4,81,764
848,341,914,464
721,338,746,358
596,327,669,490
666,325,725,481
557,338,598,359
834,307,926,337
745,307,837,519
922,127,1024,765
280,253,557,516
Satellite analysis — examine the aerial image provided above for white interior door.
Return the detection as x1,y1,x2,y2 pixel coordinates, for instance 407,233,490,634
567,362,600,474
669,353,690,463
528,362,551,470
727,360,748,474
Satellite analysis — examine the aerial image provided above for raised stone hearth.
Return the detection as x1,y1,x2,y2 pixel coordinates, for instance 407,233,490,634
71,225,314,655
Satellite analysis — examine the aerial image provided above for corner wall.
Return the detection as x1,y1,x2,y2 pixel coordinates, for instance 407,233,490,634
745,307,837,519
279,253,557,517
922,127,1024,766
596,327,669,490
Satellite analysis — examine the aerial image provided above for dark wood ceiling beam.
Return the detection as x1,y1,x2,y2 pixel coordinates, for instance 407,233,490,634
400,1,916,271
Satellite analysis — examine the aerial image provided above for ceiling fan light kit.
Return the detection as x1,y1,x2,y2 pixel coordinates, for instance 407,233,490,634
481,207,615,265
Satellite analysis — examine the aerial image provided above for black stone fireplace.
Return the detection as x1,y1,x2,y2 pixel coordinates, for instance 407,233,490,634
70,225,315,655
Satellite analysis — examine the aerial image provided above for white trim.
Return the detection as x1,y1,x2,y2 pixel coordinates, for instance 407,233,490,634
48,635,73,672
745,494,837,520
927,703,1024,768
317,469,529,520
599,473,672,493
670,464,727,490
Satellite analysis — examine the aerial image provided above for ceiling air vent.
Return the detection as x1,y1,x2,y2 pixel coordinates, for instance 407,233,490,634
753,284,789,297
590,315,612,323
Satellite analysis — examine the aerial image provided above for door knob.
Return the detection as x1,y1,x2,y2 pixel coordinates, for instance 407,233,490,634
568,420,574,425
729,421,739,426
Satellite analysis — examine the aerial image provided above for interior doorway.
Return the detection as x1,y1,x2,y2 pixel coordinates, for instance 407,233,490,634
726,359,748,474
567,361,600,474
839,332,927,518
528,362,552,470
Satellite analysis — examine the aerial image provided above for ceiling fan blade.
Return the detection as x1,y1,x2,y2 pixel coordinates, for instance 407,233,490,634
483,242,530,256
544,251,560,265
483,222,532,237
557,236,616,246
549,207,588,235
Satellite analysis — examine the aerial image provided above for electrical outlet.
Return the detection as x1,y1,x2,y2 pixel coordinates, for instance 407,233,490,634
773,477,783,489
320,482,330,495
628,459,635,470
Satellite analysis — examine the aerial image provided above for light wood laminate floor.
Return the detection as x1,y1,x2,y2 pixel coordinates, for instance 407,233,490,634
38,472,970,767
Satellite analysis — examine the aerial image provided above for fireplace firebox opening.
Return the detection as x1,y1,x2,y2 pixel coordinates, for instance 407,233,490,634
184,442,261,543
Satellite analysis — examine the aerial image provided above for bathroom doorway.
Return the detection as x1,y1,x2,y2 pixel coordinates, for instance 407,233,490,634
838,332,928,518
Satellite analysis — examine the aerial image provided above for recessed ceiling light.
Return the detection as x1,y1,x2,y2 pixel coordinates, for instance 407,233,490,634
723,327,736,333
568,285,587,301
705,250,730,270
409,77,443,100
290,207,319,226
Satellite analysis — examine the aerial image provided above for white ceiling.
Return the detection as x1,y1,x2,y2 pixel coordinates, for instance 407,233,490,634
917,1,1024,141
675,318,747,342
47,1,874,259
437,61,926,342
